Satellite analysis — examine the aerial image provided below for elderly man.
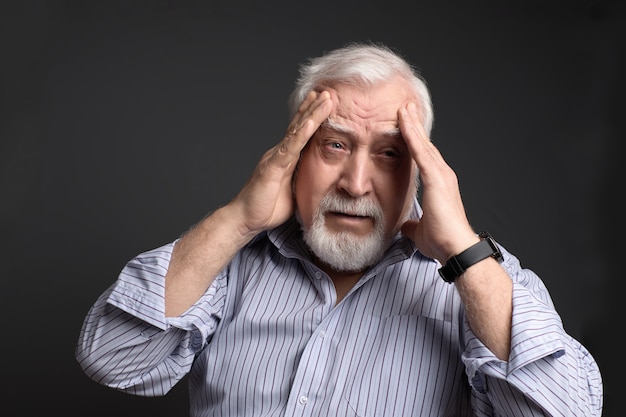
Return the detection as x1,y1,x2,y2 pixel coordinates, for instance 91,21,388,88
76,42,602,416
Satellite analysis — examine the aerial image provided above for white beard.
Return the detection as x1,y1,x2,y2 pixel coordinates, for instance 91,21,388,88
298,192,388,272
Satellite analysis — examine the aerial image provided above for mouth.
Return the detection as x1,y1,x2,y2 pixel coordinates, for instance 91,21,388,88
325,211,374,232
330,211,370,219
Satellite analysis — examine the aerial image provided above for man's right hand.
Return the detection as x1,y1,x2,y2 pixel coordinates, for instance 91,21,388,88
164,90,332,317
230,90,333,239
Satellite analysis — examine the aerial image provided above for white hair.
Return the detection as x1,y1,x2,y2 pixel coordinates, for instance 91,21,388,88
288,42,434,134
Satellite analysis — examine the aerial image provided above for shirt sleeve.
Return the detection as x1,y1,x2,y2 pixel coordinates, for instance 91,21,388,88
75,241,227,396
460,246,603,416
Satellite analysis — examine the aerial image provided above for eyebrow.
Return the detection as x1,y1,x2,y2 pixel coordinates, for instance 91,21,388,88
321,118,355,135
322,117,402,139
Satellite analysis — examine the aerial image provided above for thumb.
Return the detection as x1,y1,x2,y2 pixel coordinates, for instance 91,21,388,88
401,219,419,242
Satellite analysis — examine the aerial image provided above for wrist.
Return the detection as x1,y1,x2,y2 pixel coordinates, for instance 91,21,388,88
440,235,481,263
438,232,504,283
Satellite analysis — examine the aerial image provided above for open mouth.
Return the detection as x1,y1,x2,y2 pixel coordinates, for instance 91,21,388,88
326,211,374,229
330,211,370,219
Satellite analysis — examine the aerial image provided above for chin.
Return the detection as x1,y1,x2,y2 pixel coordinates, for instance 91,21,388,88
303,226,388,272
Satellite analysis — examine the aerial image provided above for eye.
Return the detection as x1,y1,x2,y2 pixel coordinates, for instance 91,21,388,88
322,140,345,151
375,145,408,170
380,147,402,159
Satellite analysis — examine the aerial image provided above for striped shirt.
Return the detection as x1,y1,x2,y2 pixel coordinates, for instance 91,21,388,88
76,207,602,416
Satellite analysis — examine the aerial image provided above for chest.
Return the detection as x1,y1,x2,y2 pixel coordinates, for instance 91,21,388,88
193,257,468,416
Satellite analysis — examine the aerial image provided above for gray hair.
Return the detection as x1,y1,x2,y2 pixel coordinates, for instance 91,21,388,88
288,42,434,135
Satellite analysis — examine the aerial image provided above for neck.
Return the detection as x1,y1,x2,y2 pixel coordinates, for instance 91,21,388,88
315,258,367,305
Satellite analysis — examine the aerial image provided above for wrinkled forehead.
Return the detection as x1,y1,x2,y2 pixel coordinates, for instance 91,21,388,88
320,80,415,136
330,77,417,110
321,116,401,140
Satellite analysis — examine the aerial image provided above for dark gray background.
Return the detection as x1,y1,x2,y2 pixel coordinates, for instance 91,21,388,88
1,1,622,416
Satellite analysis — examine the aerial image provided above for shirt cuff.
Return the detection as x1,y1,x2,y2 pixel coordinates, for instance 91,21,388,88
461,281,567,391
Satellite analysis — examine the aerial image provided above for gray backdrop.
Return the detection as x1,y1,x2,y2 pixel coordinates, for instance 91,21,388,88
1,1,622,416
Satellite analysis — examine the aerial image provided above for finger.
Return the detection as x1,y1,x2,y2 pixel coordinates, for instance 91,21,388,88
298,90,332,134
399,102,445,170
286,91,319,136
400,219,419,239
273,91,332,167
286,90,330,137
287,91,332,151
399,103,434,153
298,90,319,113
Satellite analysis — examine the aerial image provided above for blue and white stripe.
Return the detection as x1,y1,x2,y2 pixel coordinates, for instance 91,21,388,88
76,214,602,416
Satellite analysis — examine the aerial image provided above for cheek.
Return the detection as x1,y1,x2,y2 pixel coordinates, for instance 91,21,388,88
379,166,416,223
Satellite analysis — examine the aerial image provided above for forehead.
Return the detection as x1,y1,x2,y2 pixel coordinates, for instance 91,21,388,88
328,79,416,123
320,117,401,142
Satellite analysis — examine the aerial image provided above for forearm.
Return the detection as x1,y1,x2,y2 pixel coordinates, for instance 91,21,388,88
163,92,330,316
165,203,257,317
455,257,513,360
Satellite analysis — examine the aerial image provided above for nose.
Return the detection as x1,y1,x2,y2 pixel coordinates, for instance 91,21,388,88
337,151,373,198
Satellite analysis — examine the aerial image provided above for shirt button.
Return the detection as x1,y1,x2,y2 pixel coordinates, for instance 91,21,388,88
319,331,326,338
299,395,308,405
314,271,322,279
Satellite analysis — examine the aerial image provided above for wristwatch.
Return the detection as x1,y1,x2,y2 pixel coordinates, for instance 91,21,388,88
438,231,504,283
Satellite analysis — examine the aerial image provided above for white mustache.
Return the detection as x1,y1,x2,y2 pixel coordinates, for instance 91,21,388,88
318,193,383,220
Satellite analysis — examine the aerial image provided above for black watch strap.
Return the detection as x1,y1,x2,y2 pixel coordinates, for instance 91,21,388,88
438,231,504,283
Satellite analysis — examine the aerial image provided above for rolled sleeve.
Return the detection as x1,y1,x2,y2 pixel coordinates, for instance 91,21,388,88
460,247,602,416
106,242,174,330
106,240,226,353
